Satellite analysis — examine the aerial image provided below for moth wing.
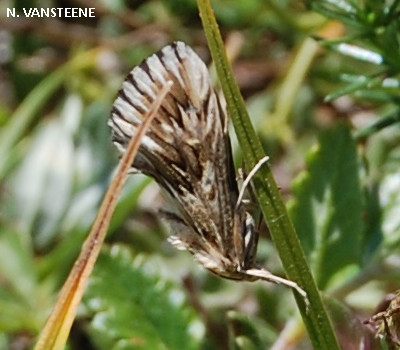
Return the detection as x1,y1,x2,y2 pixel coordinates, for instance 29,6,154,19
109,42,238,259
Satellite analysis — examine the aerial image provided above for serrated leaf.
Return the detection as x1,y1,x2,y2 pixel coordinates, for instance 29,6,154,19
289,123,363,289
84,245,203,350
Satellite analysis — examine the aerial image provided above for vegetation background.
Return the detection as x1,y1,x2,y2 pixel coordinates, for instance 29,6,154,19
1,0,400,349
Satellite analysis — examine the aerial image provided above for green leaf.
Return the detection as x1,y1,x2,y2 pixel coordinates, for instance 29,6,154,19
289,123,364,290
84,245,203,350
331,43,383,65
324,74,384,102
355,109,400,141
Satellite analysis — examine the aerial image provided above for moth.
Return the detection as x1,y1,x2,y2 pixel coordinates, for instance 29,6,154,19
109,41,306,299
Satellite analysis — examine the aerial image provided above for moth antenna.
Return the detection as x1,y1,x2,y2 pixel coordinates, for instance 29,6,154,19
236,156,269,210
244,268,309,309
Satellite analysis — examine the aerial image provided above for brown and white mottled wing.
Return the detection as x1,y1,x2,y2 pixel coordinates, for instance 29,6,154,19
109,42,239,271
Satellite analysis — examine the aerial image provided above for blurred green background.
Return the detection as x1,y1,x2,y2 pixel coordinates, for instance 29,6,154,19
1,0,400,349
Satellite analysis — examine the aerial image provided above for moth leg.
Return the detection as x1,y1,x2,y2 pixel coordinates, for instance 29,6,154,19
235,156,269,209
244,268,309,309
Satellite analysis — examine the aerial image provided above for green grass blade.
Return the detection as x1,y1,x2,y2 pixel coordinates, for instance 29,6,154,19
197,0,341,349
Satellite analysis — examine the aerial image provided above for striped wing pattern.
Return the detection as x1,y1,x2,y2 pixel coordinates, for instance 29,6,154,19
109,42,246,276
